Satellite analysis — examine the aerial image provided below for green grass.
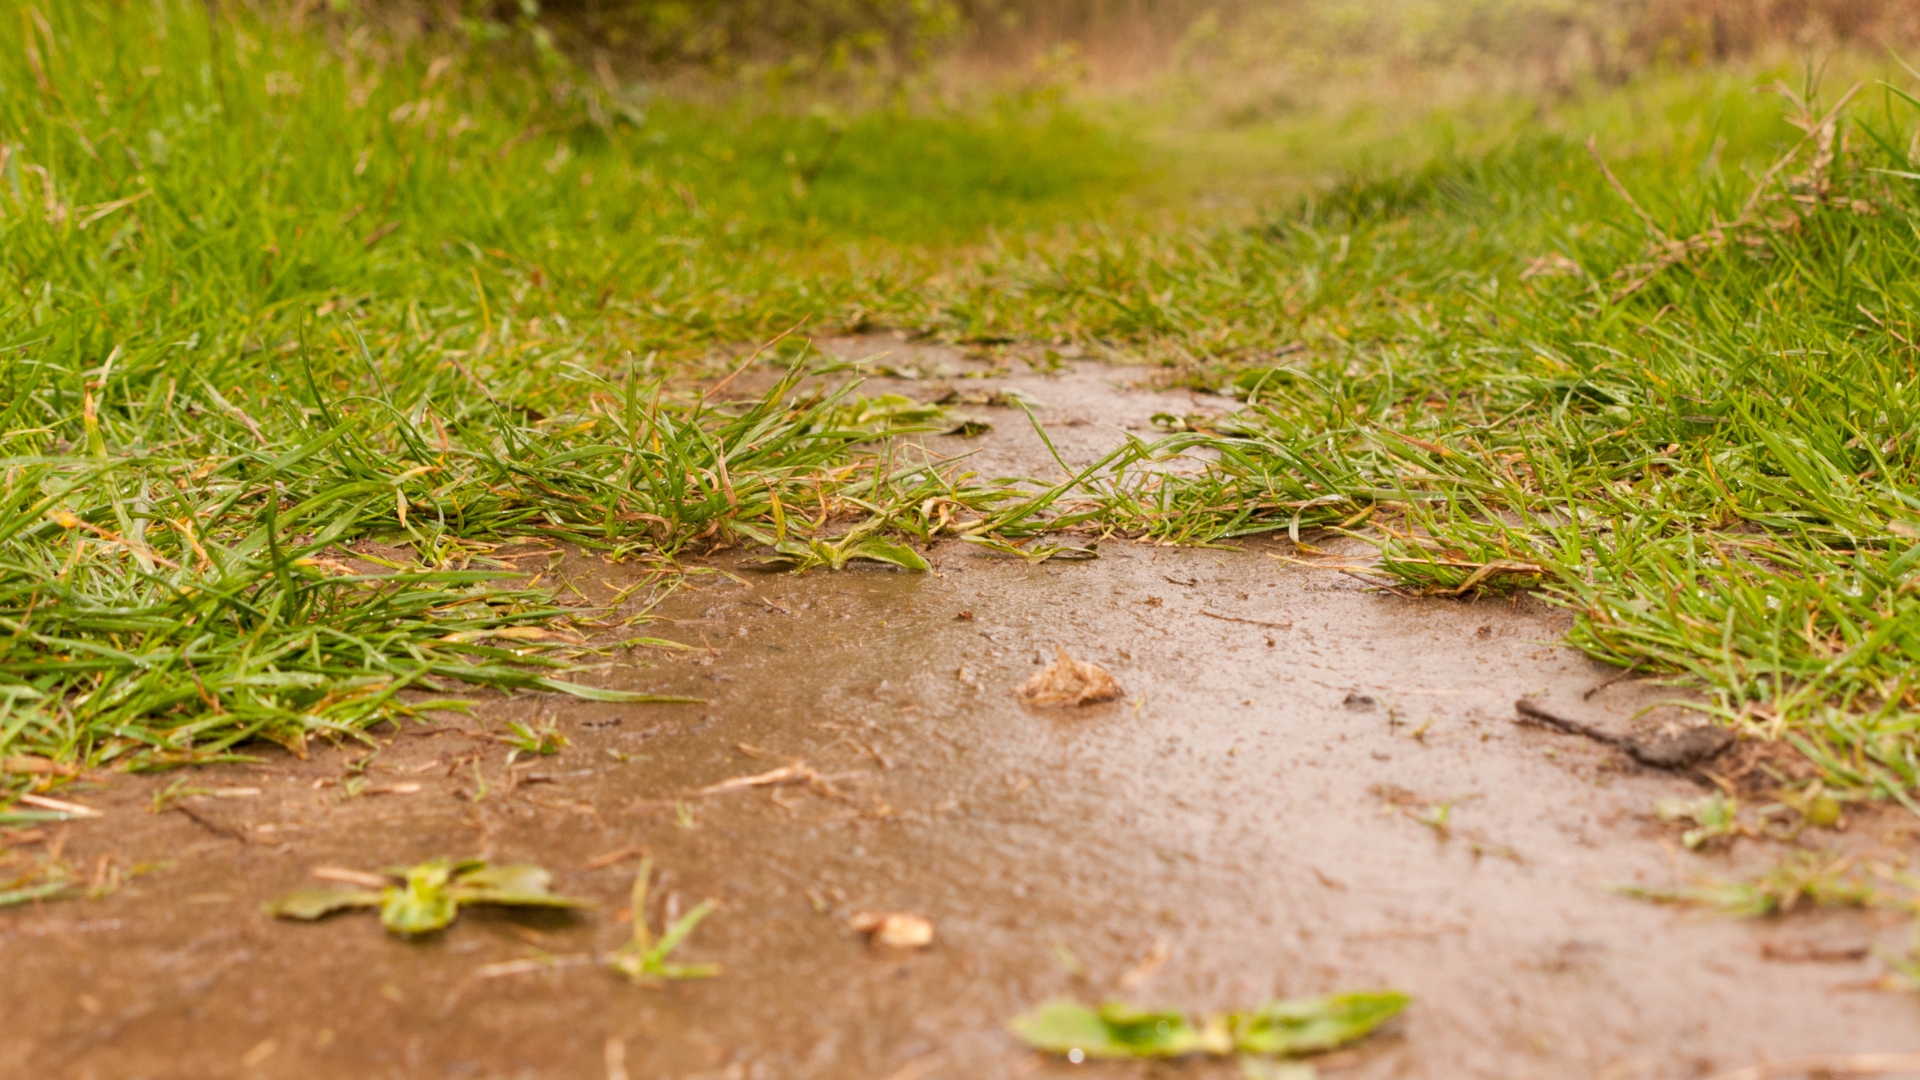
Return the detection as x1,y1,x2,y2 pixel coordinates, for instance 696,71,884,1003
0,1,1117,769
7,1,1920,811
1007,74,1920,805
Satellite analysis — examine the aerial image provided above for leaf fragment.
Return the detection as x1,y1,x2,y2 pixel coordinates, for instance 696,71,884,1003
1009,991,1408,1062
263,887,382,920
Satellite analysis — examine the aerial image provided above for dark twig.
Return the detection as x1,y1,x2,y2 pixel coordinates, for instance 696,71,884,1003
1200,610,1294,630
1583,658,1645,700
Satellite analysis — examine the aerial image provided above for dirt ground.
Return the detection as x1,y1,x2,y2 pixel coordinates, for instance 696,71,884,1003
6,340,1920,1080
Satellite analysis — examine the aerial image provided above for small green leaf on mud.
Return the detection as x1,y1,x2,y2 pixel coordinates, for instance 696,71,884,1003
1227,992,1413,1055
264,887,382,921
624,637,695,651
826,393,953,434
0,880,78,908
845,537,930,571
1614,852,1884,917
611,856,720,983
528,678,704,704
1010,1000,1225,1059
1655,791,1744,850
1009,991,1407,1061
380,860,466,934
266,858,590,935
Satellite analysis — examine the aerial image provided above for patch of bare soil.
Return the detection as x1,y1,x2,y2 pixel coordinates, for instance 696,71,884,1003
5,346,1919,1080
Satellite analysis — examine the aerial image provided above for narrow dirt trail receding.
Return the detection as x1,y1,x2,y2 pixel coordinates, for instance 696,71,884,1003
4,347,1919,1080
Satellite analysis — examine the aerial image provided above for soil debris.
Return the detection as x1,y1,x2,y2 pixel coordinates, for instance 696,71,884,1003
1704,1053,1920,1080
696,761,846,799
1019,648,1123,707
850,911,935,949
1759,939,1870,963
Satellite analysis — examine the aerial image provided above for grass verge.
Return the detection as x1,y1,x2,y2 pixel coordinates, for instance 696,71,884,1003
8,1,1920,815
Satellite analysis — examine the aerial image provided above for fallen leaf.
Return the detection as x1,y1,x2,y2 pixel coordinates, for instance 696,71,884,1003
1009,991,1409,1061
1019,647,1123,707
1011,1000,1226,1059
264,887,382,920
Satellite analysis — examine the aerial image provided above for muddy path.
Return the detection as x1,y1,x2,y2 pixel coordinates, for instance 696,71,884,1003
6,345,1920,1080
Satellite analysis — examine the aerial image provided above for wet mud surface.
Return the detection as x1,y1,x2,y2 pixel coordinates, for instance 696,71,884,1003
7,347,1920,1080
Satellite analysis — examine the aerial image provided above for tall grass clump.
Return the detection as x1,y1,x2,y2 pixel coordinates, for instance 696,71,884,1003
963,73,1920,802
0,0,1134,772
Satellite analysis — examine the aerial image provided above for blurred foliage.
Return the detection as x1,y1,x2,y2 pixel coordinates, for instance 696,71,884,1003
352,0,1920,89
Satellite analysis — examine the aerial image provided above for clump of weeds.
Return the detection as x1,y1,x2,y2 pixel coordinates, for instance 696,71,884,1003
1655,781,1848,850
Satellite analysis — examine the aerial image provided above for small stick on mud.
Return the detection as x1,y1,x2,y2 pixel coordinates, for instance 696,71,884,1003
1338,569,1415,597
581,845,649,871
171,801,256,844
1582,658,1644,700
1513,699,1730,771
310,866,387,888
1200,610,1293,630
17,793,102,818
1514,699,1631,751
1704,1053,1920,1080
696,762,849,801
472,953,598,980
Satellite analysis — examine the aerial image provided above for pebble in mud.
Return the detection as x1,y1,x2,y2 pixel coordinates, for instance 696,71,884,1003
850,912,935,950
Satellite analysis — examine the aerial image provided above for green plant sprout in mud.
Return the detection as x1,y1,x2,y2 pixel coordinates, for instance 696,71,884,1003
1655,782,1846,850
747,515,931,573
500,719,569,763
1655,791,1745,850
611,857,720,983
1010,991,1408,1072
1877,920,1920,993
1615,852,1886,918
964,535,1099,563
266,859,591,936
149,779,215,813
